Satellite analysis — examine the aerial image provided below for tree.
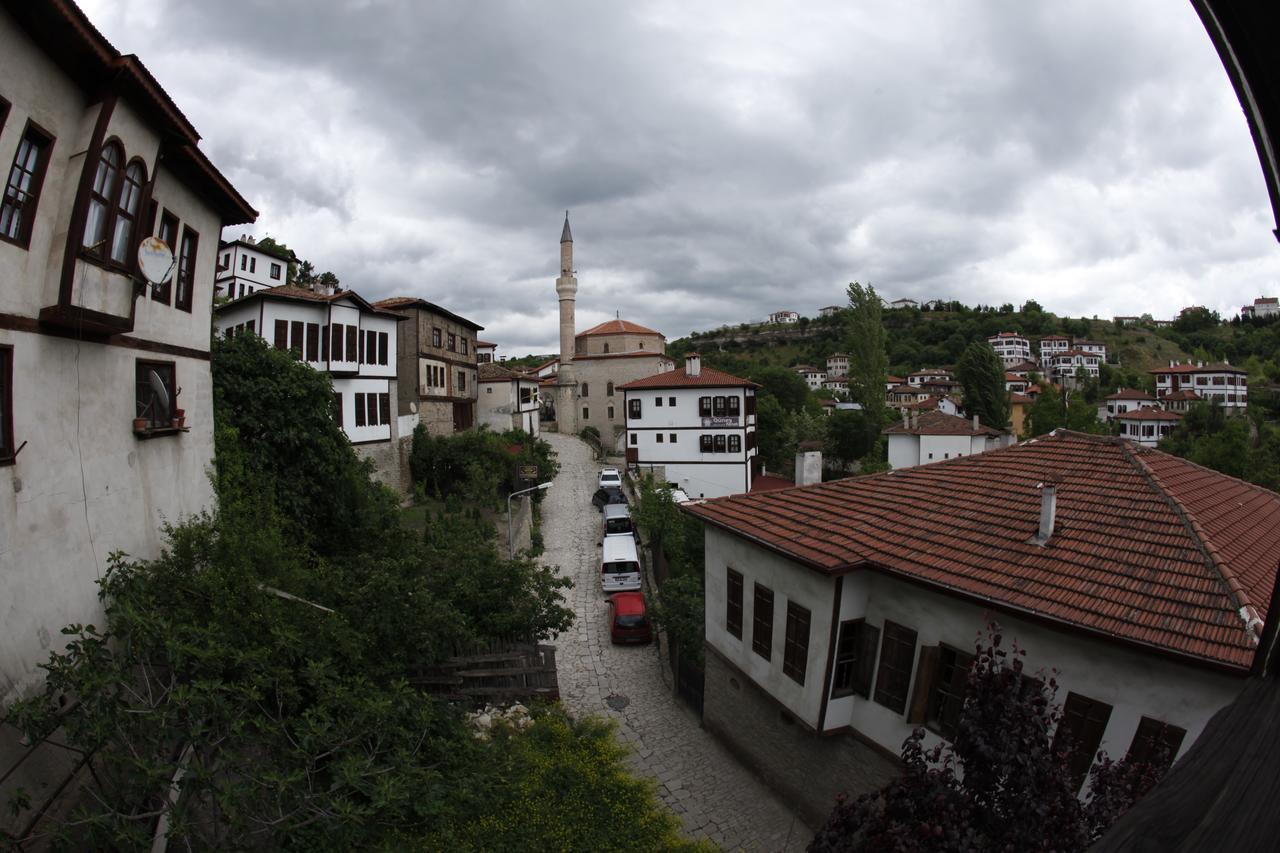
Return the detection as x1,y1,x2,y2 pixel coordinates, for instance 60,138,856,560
808,626,1170,853
254,235,298,283
826,410,879,471
296,258,315,284
1173,306,1220,333
750,365,812,413
956,341,1010,429
1025,384,1064,437
845,282,889,427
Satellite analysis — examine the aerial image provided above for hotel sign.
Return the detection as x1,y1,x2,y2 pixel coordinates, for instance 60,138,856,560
702,416,739,427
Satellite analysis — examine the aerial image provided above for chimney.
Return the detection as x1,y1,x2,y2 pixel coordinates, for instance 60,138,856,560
1034,482,1057,544
902,410,909,429
972,414,979,431
795,441,823,487
686,352,701,377
911,411,918,430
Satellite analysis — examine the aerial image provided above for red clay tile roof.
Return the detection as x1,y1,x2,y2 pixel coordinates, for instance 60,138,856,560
1151,362,1244,374
1116,407,1182,421
618,365,758,390
216,284,403,317
476,340,497,348
750,474,796,493
684,431,1280,669
886,375,904,383
1106,388,1156,401
478,363,535,382
883,410,1003,437
372,296,483,330
576,318,664,338
1010,392,1035,404
573,351,673,363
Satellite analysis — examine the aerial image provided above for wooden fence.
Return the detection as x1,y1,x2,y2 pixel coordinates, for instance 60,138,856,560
408,637,559,705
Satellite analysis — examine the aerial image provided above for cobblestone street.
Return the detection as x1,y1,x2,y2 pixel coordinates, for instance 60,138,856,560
541,433,808,851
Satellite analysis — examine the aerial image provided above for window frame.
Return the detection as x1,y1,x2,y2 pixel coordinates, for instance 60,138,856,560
873,620,918,714
700,434,713,452
174,225,198,312
83,139,124,261
926,644,975,739
151,209,179,304
0,345,14,464
108,158,147,265
726,568,744,639
270,262,282,280
728,434,741,453
432,327,442,348
1,119,56,249
831,619,880,699
134,359,177,431
699,396,712,417
782,601,811,684
1125,717,1186,772
751,583,774,660
628,398,641,419
1055,691,1114,790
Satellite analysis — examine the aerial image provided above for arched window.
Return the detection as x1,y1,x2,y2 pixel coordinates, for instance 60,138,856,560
603,342,610,353
110,160,146,263
580,382,589,397
607,381,615,396
83,142,122,253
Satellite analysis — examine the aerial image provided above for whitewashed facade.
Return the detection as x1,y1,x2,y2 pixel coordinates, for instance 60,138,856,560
793,365,825,390
768,310,799,324
477,363,540,435
1116,407,1182,446
826,353,849,376
987,332,1031,366
883,412,1007,470
1151,361,1248,413
215,237,293,299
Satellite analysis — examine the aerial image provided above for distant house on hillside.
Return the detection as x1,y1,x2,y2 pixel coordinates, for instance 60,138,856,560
826,353,850,376
216,236,296,299
768,310,799,324
683,432,1280,825
475,340,497,364
887,298,919,310
883,410,1008,469
793,365,826,390
818,305,842,317
1038,335,1072,363
987,331,1031,366
1150,361,1248,413
1116,407,1182,447
1241,297,1279,319
1099,388,1157,422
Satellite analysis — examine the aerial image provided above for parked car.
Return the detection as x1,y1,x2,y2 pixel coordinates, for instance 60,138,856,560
598,467,622,489
599,536,642,593
607,591,653,644
592,486,628,511
601,504,636,540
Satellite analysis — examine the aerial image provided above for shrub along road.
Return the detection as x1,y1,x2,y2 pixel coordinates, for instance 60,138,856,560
541,433,807,851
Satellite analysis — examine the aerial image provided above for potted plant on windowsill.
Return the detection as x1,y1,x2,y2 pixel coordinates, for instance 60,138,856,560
171,407,185,429
133,416,148,433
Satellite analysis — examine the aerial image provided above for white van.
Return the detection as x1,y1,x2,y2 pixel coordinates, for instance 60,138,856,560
601,504,636,541
600,536,642,593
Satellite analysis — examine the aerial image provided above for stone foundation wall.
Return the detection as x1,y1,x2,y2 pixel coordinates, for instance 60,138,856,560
354,435,412,496
701,645,901,829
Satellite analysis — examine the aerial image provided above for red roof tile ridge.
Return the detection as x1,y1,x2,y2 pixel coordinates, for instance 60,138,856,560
1123,443,1257,642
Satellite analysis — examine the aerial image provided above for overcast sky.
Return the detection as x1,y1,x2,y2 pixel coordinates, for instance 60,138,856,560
82,0,1280,354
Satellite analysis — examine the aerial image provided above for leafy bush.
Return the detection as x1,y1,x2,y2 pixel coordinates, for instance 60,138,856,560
410,424,559,506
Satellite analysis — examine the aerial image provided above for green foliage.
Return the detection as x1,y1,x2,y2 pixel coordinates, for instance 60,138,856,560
755,394,790,472
650,573,706,666
1173,306,1220,333
424,711,709,852
956,340,1010,429
409,424,559,508
634,477,706,665
749,365,813,413
252,235,298,283
826,409,880,470
845,282,888,425
1160,403,1280,491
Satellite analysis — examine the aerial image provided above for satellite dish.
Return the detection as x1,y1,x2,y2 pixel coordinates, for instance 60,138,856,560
409,401,418,414
148,369,170,420
138,236,175,286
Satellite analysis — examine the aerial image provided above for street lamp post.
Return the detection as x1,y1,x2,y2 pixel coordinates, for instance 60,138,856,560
507,482,552,559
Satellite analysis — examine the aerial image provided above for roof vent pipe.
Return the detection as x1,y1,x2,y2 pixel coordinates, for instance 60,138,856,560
1034,482,1057,544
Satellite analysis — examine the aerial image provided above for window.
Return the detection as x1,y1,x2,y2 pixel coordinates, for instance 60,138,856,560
151,210,179,304
0,96,8,136
668,396,676,407
607,382,615,396
782,601,811,684
1,121,54,248
458,370,466,391
321,324,329,361
699,397,712,417
700,434,713,452
628,398,641,419
873,620,918,714
831,620,880,699
582,407,589,420
83,141,122,255
728,435,741,453
581,382,589,397
927,646,975,739
346,326,358,362
727,396,740,415
135,361,176,430
669,433,677,443
289,321,303,357
0,346,13,464
714,434,727,453
1055,692,1114,790
713,396,726,416
726,568,743,639
333,393,342,426
603,342,610,353
630,433,637,445
380,393,390,425
175,227,198,311
656,433,664,443
461,338,469,355
305,323,320,362
655,396,663,407
1126,717,1186,772
354,393,366,426
249,257,256,274
432,327,442,347
447,332,457,351
240,254,247,271
378,332,388,365
332,324,345,361
109,160,146,264
273,319,288,350
751,584,774,660
608,406,614,419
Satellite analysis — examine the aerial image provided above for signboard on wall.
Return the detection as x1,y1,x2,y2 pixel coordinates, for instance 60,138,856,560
702,417,739,427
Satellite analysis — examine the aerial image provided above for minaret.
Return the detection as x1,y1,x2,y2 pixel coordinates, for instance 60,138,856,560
554,212,578,432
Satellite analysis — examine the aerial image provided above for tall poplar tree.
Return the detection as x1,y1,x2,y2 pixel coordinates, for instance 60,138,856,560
845,281,888,425
957,341,1011,429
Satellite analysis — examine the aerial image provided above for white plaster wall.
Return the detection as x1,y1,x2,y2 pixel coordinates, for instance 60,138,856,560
477,380,515,432
0,333,215,704
888,434,919,469
335,377,392,443
329,303,361,371
703,527,838,728
358,313,399,379
662,462,747,499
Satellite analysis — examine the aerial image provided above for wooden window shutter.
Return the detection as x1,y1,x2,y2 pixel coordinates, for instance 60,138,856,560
907,645,940,724
358,329,365,363
379,332,388,365
290,321,303,356
306,323,319,361
379,393,390,425
321,326,329,361
273,319,288,350
346,326,358,362
354,393,366,426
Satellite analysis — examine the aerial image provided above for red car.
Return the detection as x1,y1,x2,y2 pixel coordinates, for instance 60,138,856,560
608,592,653,644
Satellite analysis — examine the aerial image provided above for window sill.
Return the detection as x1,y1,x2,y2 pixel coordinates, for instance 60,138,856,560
0,231,33,251
134,425,189,440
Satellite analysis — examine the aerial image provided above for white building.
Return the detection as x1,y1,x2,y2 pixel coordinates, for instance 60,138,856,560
883,410,1008,469
1047,349,1103,388
793,365,826,391
213,285,404,467
987,332,1031,366
818,305,842,318
1038,335,1072,363
684,432,1278,825
0,0,255,821
1076,340,1108,360
887,298,919,310
1005,372,1031,394
907,368,952,387
476,339,497,364
477,363,539,435
215,236,294,300
821,375,849,395
1116,406,1182,447
1240,296,1279,319
1150,361,1248,413
768,310,799,324
826,353,850,376
621,354,759,499
1099,388,1157,422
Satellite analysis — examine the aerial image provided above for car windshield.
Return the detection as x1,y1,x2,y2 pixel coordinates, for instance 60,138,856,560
605,518,633,535
603,560,640,575
615,614,648,628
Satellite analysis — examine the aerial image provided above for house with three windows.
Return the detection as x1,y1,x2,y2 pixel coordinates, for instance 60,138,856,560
0,0,255,830
621,353,759,499
683,431,1280,826
215,235,296,299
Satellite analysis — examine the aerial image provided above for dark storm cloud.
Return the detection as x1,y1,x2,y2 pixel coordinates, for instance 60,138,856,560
81,0,1280,354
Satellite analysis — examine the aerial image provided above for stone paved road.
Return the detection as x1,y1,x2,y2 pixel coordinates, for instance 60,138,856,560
541,433,809,852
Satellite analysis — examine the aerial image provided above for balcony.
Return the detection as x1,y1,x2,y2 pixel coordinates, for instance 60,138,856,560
41,256,140,336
